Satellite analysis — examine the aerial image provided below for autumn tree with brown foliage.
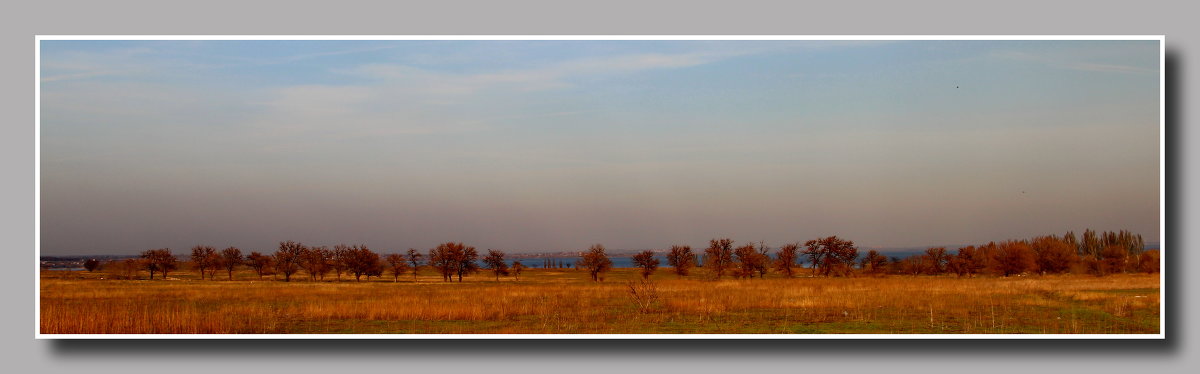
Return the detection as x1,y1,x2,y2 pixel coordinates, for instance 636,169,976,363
804,236,858,277
510,261,525,281
273,241,306,282
83,259,100,272
1030,236,1077,274
666,245,696,278
428,245,455,282
995,241,1036,276
343,245,381,282
452,243,480,282
962,244,992,276
579,244,613,282
330,244,350,281
141,248,177,280
246,251,273,279
384,253,410,282
1099,245,1128,275
774,243,800,277
860,249,888,275
483,250,509,281
301,246,332,281
922,247,948,275
733,243,762,279
220,247,243,280
704,238,735,279
632,250,659,279
1136,250,1160,273
190,245,218,280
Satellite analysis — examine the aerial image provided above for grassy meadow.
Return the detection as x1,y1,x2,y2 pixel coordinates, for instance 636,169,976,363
39,267,1159,334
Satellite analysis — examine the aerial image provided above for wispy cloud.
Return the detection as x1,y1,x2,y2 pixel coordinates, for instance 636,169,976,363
341,50,749,95
992,50,1156,75
40,44,401,83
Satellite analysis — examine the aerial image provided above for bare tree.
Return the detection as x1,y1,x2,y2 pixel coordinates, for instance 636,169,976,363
273,241,306,282
220,247,243,280
774,243,800,278
804,236,858,277
384,253,410,282
510,261,525,281
191,245,218,280
755,242,771,278
246,251,273,280
631,250,659,279
406,248,423,280
579,244,613,282
483,250,509,281
704,238,734,279
141,248,177,280
666,245,696,278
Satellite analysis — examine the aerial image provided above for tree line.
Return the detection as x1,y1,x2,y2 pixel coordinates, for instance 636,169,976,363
97,229,1156,281
102,241,529,282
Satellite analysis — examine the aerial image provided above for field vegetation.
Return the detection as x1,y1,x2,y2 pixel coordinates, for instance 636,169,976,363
40,267,1158,334
40,229,1160,334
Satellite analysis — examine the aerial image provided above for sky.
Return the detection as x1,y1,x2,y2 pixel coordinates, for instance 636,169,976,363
38,39,1162,255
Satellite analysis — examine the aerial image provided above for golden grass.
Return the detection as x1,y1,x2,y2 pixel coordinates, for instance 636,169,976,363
39,268,1159,334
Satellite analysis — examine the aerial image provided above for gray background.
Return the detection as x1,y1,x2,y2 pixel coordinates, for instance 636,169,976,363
1,0,1192,373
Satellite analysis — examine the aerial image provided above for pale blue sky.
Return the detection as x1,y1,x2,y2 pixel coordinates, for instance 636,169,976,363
39,40,1161,255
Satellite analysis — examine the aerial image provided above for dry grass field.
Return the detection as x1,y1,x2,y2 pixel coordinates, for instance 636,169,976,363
39,268,1159,334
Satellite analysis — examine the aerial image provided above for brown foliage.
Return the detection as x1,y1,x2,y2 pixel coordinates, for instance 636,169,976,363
384,253,410,282
804,236,858,277
994,241,1036,276
220,247,243,280
579,244,613,282
483,250,509,281
510,261,525,280
860,249,887,275
273,241,305,282
775,243,800,277
733,243,762,279
704,238,734,279
1136,250,1160,273
631,250,659,279
191,246,218,280
343,244,382,282
140,248,177,280
922,247,947,275
1030,236,1077,275
302,246,332,281
666,245,695,278
245,252,273,279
